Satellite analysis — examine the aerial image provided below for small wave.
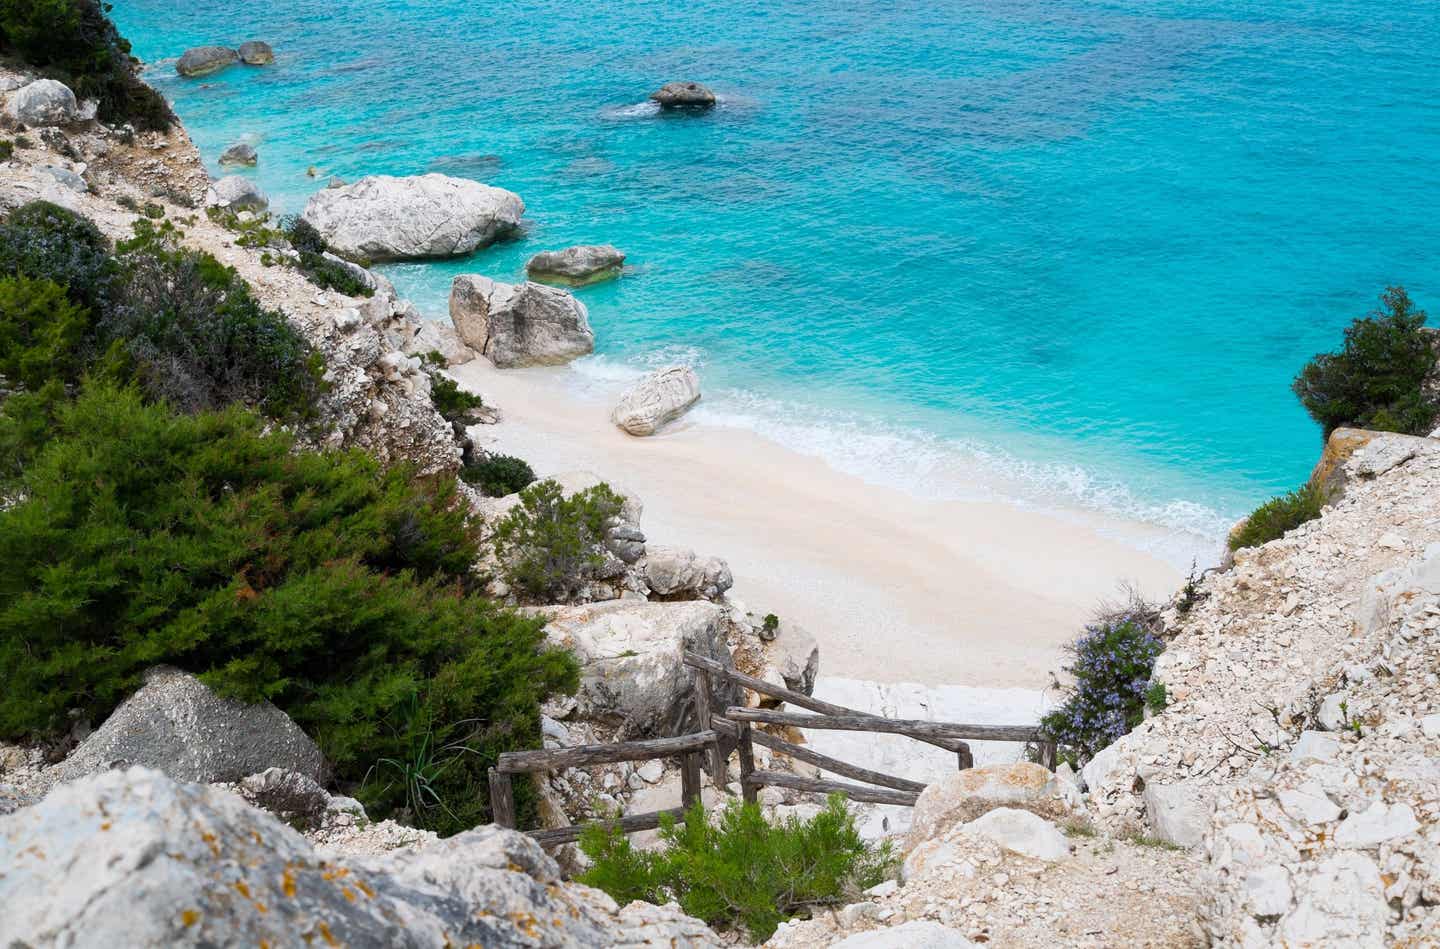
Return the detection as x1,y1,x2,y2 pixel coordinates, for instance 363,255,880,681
601,101,662,120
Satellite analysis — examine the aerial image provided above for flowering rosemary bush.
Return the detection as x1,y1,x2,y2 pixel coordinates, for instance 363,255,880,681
1039,611,1166,767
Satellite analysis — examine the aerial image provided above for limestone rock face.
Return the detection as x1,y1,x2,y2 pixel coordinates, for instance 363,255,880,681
526,244,625,285
404,319,476,367
957,807,1070,862
219,142,257,166
0,768,722,948
176,46,238,77
302,174,524,262
611,366,702,436
6,79,78,127
644,545,733,600
906,763,1079,852
650,81,717,109
43,667,327,790
1143,778,1213,849
237,41,275,65
536,600,739,738
1310,427,1434,500
828,921,976,948
450,275,594,368
205,174,268,211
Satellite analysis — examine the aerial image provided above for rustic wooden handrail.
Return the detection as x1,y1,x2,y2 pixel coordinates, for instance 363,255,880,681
743,725,927,793
527,807,688,848
684,652,969,756
496,731,717,773
744,770,921,807
725,707,1044,744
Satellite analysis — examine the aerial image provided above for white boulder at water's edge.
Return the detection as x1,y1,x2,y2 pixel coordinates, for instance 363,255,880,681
611,365,701,436
302,174,524,262
449,274,593,367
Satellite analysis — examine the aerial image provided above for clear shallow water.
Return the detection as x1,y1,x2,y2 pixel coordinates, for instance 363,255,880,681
114,0,1440,562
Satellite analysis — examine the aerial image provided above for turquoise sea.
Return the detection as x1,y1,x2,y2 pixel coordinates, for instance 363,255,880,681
113,0,1439,562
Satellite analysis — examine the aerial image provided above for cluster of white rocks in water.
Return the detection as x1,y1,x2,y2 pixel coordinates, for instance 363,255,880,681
5,67,1440,948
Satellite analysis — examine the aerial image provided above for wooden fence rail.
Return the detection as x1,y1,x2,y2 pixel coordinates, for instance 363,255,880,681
489,651,1055,848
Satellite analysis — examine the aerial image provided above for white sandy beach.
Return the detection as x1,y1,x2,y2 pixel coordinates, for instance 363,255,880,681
451,360,1185,690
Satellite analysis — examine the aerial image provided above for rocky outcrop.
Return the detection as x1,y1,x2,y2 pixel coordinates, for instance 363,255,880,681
536,599,739,738
404,319,476,367
6,79,79,127
611,365,702,436
41,667,327,791
0,768,722,948
238,41,275,65
644,545,733,600
219,142,257,166
1309,426,1434,500
302,174,524,262
450,274,594,368
650,81,717,109
176,46,239,77
905,763,1080,852
205,174,267,211
526,244,625,285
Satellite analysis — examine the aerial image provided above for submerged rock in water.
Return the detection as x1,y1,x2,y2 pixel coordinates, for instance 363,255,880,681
449,274,593,368
650,81,717,109
526,243,625,285
219,142,257,166
302,173,524,262
611,365,701,436
176,46,238,77
6,79,79,128
237,41,275,65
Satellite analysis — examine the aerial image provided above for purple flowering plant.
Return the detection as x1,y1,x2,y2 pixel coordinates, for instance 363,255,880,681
1039,610,1166,767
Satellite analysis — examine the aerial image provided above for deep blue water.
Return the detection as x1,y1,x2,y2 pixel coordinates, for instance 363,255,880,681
113,0,1440,559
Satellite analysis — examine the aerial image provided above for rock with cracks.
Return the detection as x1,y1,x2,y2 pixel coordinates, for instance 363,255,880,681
450,274,594,368
611,366,701,436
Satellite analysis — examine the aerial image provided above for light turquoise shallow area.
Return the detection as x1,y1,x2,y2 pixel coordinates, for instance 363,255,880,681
113,0,1440,559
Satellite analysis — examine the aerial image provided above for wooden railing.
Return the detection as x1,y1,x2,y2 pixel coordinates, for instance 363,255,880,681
490,650,1054,847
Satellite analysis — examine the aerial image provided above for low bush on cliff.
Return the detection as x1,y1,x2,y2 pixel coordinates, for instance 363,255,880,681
461,452,535,497
0,200,115,312
578,796,894,942
0,383,578,834
0,0,174,130
0,275,92,391
1293,286,1437,437
1229,481,1327,551
493,478,624,600
1039,599,1166,767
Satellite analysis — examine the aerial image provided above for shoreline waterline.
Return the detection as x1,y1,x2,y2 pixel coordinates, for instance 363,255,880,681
452,358,1186,690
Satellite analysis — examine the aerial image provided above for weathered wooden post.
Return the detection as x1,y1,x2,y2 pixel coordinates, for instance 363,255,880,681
955,740,974,771
681,750,702,808
1038,739,1058,771
488,767,516,829
693,667,728,784
738,723,758,804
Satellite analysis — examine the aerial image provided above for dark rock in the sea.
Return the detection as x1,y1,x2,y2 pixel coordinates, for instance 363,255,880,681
650,81,716,109
219,142,257,166
176,46,238,77
237,40,275,65
525,244,625,286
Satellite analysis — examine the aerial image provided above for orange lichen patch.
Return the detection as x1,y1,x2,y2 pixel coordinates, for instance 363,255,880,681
509,911,540,938
342,887,356,902
353,878,375,899
100,822,112,831
180,909,201,927
252,901,268,914
251,831,263,845
507,861,525,873
321,867,351,882
317,921,339,946
282,867,297,898
233,880,252,900
201,832,221,858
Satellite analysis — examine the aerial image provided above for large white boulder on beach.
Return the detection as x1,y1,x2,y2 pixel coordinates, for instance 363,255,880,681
6,79,79,127
449,274,593,368
0,767,723,948
611,365,701,436
302,174,524,262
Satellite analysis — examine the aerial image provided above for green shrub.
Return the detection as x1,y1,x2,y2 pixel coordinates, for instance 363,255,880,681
1039,603,1165,768
1292,287,1437,437
579,796,894,943
0,275,92,390
281,214,327,256
297,250,375,297
460,453,535,498
0,0,173,130
106,219,324,420
0,140,13,161
1228,481,1327,551
0,200,115,313
0,383,578,834
493,479,624,601
429,370,486,425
